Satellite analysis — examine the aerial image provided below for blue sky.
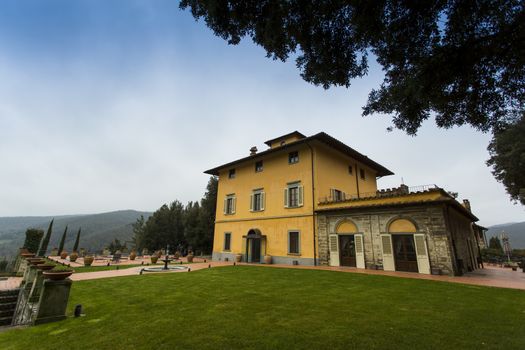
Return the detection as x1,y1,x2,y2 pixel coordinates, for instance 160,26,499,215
0,0,522,226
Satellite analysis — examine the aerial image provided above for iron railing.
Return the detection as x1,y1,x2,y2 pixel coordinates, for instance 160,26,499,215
318,184,441,204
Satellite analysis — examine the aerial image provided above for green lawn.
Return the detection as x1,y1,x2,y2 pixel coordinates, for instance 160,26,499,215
72,264,145,273
1,266,524,349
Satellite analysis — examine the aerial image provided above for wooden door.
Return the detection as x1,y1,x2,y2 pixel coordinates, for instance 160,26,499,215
339,235,356,267
393,234,418,272
251,239,261,263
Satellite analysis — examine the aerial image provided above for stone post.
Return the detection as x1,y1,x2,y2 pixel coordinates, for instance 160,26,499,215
34,279,72,325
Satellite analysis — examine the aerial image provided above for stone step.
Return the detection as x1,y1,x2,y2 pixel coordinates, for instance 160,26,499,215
0,302,16,311
0,289,19,297
0,316,12,327
0,295,18,304
0,309,14,318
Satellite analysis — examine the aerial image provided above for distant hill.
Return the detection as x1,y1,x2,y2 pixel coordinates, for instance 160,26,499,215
0,210,152,258
486,221,525,249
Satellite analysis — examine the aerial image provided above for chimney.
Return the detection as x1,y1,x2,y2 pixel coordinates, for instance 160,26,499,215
398,184,409,195
250,146,258,156
462,199,471,212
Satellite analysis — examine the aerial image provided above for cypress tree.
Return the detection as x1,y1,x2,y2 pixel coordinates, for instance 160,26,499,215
58,225,68,254
73,228,81,252
37,219,54,257
23,228,44,254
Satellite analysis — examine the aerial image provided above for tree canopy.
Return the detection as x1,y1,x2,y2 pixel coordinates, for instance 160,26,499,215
133,176,218,254
180,0,523,134
487,114,525,205
180,1,524,203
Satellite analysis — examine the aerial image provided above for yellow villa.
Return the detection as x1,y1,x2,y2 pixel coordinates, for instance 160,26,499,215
205,131,485,276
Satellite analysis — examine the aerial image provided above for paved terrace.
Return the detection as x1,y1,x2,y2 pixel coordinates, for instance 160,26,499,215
2,258,524,291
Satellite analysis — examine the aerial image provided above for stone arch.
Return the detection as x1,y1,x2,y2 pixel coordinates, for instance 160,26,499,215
335,219,358,234
387,217,418,233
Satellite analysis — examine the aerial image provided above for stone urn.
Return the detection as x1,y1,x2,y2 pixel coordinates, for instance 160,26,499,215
151,255,158,264
83,256,94,266
43,270,74,281
264,255,272,264
27,258,45,266
69,252,78,262
21,252,36,258
186,254,194,263
129,251,137,261
60,251,68,259
235,254,242,263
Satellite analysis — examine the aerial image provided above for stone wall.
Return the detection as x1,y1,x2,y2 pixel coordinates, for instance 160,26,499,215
316,204,458,275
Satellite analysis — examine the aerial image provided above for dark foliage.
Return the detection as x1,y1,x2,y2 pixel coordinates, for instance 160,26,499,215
181,0,524,134
37,219,54,256
487,115,525,204
58,225,68,253
488,236,504,253
134,176,218,254
23,228,44,254
73,228,81,252
107,238,127,254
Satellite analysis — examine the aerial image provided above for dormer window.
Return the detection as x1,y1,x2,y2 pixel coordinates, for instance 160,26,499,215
288,151,299,164
228,169,236,179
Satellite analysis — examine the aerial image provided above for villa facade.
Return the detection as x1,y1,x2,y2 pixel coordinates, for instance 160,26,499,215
205,131,483,276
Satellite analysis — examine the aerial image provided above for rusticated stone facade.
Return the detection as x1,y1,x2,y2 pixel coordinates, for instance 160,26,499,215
316,202,479,276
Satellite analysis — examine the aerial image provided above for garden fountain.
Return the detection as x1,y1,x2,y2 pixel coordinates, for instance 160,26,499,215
142,245,188,273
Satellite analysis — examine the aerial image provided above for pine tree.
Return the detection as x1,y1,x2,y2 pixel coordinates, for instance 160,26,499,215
73,228,81,252
58,225,68,254
37,219,54,257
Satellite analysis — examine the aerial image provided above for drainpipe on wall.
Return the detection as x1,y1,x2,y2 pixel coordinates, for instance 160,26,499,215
306,142,317,266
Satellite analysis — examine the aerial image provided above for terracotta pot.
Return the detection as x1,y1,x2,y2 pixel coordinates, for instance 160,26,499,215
69,252,78,262
186,254,194,263
50,248,59,256
19,248,29,255
151,256,158,264
60,251,68,259
43,270,74,281
512,266,518,271
21,253,36,258
84,256,94,266
36,264,55,271
129,252,137,261
235,254,242,262
264,255,272,264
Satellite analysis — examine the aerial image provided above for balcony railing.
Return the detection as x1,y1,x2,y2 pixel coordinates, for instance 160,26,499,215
318,184,441,204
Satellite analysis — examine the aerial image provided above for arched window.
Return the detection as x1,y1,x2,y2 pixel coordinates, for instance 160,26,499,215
336,220,358,234
388,218,417,233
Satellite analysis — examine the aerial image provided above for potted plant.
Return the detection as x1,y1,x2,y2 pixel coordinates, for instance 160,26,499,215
129,249,137,261
43,265,74,281
174,251,181,259
510,262,518,271
150,255,159,264
69,251,79,262
83,255,94,266
264,255,272,264
186,251,194,263
50,248,59,256
60,251,68,259
235,254,242,262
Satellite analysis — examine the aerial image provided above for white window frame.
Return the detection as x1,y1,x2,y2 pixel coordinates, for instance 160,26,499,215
250,189,265,212
224,194,236,215
288,230,301,255
228,169,236,179
284,182,303,208
255,160,263,172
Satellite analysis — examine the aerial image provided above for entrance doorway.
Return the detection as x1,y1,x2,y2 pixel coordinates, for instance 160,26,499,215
244,229,265,263
393,234,418,272
339,235,356,267
250,238,261,263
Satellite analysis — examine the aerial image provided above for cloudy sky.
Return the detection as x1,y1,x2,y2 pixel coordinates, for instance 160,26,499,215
0,1,522,226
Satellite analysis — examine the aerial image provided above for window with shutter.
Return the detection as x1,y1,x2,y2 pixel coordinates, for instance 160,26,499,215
288,231,300,254
225,195,236,215
330,235,338,252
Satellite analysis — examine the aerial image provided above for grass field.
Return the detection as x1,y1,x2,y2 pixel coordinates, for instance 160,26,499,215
0,266,524,349
72,264,144,273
